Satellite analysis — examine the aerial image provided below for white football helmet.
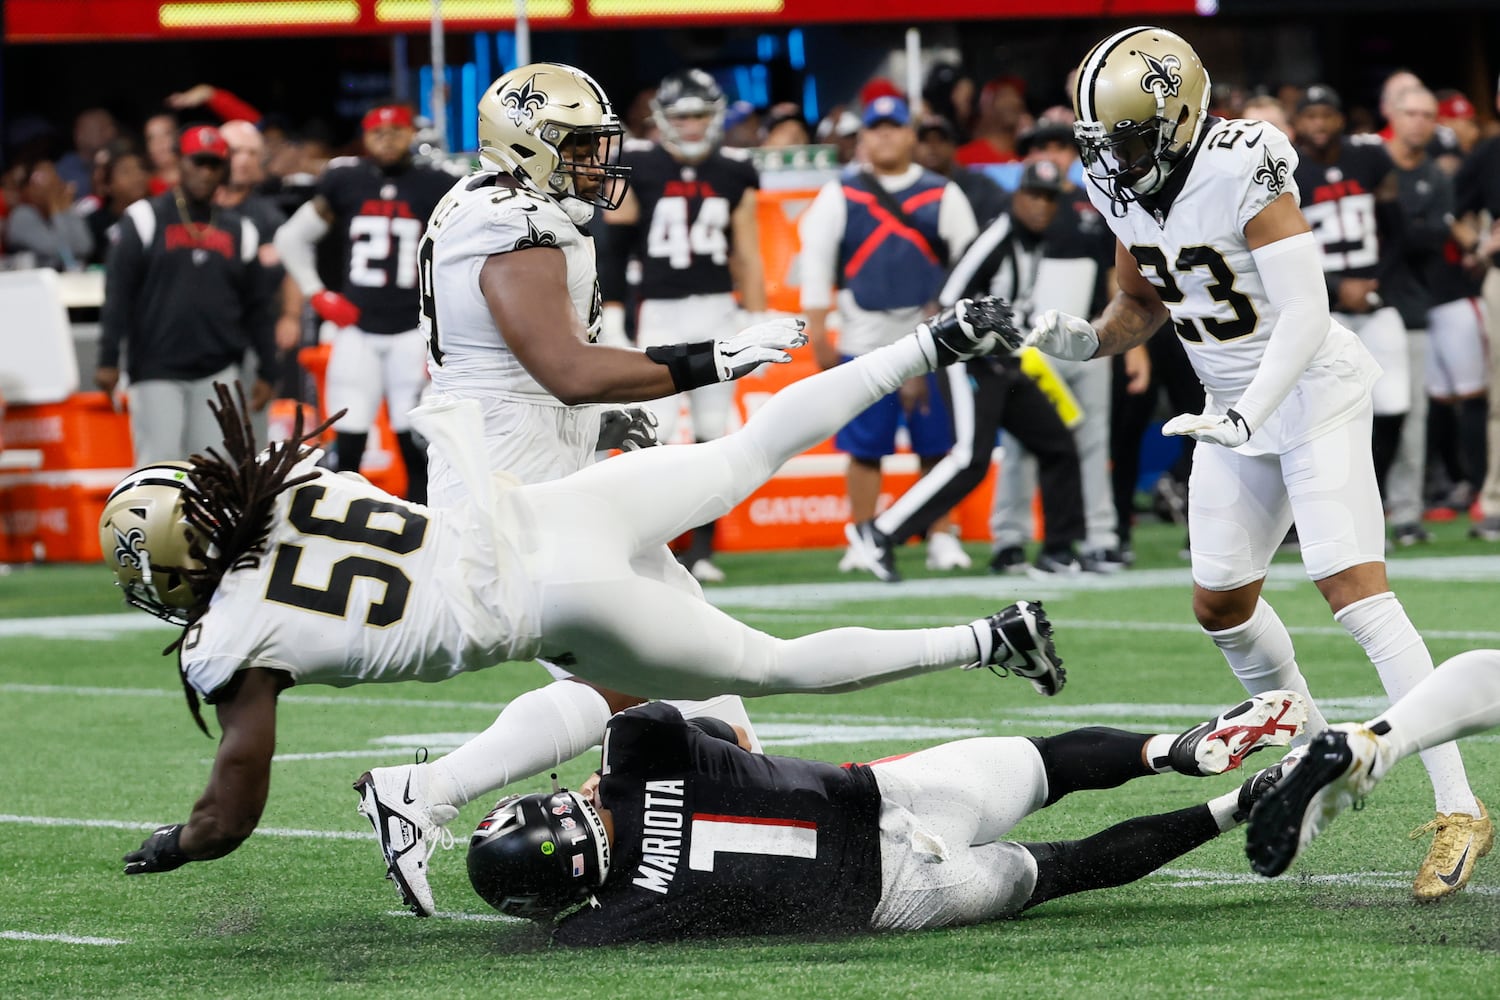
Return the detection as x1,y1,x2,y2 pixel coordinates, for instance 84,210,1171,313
1071,25,1212,207
477,62,630,218
98,462,207,626
651,68,727,163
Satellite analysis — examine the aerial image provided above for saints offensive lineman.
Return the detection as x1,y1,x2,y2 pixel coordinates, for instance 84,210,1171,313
274,103,454,503
352,63,808,917
1019,25,1490,899
603,68,768,582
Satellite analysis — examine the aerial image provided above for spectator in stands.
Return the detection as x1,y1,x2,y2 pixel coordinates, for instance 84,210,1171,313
815,108,862,165
166,83,263,125
761,104,811,148
4,159,93,269
923,62,976,140
1435,91,1480,172
1376,69,1423,141
915,115,1005,228
798,95,978,576
144,112,180,194
84,142,151,266
723,101,760,149
55,108,118,198
955,76,1029,166
96,125,279,464
1242,94,1294,139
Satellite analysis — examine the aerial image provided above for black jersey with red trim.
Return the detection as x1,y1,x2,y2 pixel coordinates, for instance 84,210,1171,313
317,157,454,334
619,140,759,300
553,702,882,946
1293,136,1394,283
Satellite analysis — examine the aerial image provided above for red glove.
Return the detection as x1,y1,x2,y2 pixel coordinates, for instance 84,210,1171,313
311,290,360,328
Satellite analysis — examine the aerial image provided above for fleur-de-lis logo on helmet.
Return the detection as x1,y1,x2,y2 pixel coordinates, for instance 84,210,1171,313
1253,148,1290,196
1138,52,1183,99
501,75,548,127
113,526,148,570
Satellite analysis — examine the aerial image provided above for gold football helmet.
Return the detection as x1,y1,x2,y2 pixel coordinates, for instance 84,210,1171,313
1071,26,1212,205
477,62,630,212
98,462,207,626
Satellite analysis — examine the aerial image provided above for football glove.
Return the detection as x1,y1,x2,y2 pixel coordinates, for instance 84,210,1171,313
1162,408,1252,448
123,823,192,875
596,407,659,452
1023,309,1100,362
310,290,361,329
645,317,807,392
714,316,808,381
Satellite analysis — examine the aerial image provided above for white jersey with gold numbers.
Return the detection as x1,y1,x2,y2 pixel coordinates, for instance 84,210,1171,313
180,460,541,698
419,171,603,398
1086,117,1378,454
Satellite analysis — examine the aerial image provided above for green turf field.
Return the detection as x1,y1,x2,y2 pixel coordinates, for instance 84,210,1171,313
3,520,1498,998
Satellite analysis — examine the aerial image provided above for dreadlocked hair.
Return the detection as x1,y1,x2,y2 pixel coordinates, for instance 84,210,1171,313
162,382,339,736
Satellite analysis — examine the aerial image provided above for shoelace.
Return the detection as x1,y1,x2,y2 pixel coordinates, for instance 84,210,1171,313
1408,812,1476,841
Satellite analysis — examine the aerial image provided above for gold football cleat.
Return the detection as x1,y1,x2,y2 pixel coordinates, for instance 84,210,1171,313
1410,798,1493,902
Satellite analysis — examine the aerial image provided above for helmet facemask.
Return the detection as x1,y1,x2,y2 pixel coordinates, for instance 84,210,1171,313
99,463,210,627
547,124,629,212
1075,99,1186,204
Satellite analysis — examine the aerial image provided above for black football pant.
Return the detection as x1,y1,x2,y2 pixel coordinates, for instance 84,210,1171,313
1110,332,1206,545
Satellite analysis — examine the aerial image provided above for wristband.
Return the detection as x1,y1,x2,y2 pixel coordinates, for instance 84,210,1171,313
645,341,719,393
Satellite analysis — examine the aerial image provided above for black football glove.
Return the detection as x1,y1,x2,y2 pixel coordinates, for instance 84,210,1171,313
124,823,192,875
596,407,660,452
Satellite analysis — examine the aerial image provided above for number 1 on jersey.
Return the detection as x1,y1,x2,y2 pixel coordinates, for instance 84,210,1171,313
686,814,817,871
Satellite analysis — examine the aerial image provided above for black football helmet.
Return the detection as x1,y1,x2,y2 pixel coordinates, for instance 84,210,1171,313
651,68,726,162
467,789,611,919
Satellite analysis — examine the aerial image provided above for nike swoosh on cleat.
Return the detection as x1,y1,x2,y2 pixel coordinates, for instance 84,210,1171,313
402,773,416,805
1438,840,1474,887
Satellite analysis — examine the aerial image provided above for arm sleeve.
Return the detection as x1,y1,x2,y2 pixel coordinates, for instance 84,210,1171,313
273,199,330,295
99,214,146,368
795,180,846,311
596,219,634,304
686,717,740,745
206,88,262,125
939,213,1011,306
1230,230,1331,431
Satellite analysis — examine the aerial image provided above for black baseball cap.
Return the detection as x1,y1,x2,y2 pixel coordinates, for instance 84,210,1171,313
1017,120,1074,156
916,115,957,141
1297,85,1343,114
1017,159,1064,195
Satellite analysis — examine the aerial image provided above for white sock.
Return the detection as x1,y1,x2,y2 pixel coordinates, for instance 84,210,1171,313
1207,788,1244,832
1204,598,1330,742
1371,649,1500,774
1335,592,1478,815
425,680,612,810
669,695,764,752
1143,734,1177,773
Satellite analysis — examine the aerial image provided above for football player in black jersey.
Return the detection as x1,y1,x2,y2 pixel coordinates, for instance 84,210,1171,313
274,103,454,502
1293,85,1409,493
467,691,1309,944
603,68,767,583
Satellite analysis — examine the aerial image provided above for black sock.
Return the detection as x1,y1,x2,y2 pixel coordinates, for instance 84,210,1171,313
1426,398,1459,498
1371,414,1405,497
395,431,428,505
1029,727,1152,806
1021,804,1220,910
334,432,368,477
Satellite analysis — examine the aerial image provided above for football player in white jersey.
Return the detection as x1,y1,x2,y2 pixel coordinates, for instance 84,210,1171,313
319,62,809,915
103,302,1058,909
1019,26,1490,899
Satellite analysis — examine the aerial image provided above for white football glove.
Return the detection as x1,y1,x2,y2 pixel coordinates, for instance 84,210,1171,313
1161,408,1252,448
1023,309,1100,362
715,316,808,381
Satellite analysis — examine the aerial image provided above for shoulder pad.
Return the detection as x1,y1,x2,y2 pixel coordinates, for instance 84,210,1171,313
324,156,365,171
622,137,657,154
719,146,753,162
1348,133,1386,147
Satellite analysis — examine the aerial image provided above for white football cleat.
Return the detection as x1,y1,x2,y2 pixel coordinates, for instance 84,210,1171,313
926,530,972,571
1165,691,1308,776
354,758,458,917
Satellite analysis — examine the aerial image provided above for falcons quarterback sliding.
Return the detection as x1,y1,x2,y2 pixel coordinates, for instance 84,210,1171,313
1016,25,1490,899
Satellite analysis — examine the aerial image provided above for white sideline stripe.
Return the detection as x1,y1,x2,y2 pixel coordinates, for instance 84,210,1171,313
0,814,373,842
0,683,509,713
384,909,519,923
0,930,127,946
1153,867,1500,896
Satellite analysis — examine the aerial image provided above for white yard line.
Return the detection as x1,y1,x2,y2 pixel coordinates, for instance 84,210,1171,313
0,813,373,841
0,930,127,946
